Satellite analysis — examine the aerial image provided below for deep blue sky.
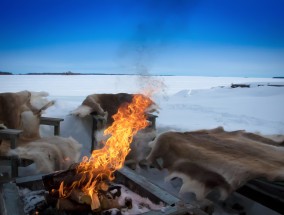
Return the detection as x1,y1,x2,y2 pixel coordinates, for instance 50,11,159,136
0,0,284,77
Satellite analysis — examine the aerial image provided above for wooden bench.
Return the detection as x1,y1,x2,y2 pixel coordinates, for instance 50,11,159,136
0,117,64,180
40,117,64,136
0,129,23,178
237,179,284,214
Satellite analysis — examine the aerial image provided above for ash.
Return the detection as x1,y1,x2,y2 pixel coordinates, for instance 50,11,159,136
111,184,165,215
19,184,165,215
19,188,48,214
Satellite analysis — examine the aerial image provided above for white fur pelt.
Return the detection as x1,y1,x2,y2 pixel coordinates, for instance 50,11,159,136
7,136,82,174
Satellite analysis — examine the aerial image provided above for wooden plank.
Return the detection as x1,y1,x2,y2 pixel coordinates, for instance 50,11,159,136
117,167,180,206
147,113,158,129
40,117,64,126
237,179,284,214
40,117,64,135
0,129,22,139
0,183,25,215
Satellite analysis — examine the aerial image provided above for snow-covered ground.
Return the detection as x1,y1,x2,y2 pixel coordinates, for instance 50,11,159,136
1,75,284,215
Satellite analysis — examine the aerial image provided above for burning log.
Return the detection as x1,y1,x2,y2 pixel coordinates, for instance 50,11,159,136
41,95,157,213
45,183,126,212
42,168,77,191
70,189,92,205
56,198,90,211
69,189,101,211
43,167,110,194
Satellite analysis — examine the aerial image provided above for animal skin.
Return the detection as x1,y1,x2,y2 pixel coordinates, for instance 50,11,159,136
71,93,158,127
72,93,158,168
7,136,82,173
146,127,284,200
0,91,82,174
0,90,54,141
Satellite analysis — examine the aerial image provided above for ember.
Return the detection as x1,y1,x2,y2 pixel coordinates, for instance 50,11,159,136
19,183,165,215
58,94,154,211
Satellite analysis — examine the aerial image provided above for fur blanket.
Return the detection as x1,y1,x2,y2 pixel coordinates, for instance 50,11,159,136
146,127,284,200
1,136,82,174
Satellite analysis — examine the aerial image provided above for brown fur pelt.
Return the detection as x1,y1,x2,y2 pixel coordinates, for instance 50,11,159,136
71,93,158,127
0,90,82,174
146,127,284,201
0,90,55,142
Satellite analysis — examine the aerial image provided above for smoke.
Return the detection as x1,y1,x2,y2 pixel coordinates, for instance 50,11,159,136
117,0,197,94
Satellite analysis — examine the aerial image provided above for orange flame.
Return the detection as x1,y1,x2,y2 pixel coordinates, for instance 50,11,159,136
59,94,153,199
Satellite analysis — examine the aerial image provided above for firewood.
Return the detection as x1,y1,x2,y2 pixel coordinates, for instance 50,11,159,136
70,189,92,205
44,193,58,207
99,194,120,211
42,168,77,191
90,192,101,211
98,181,109,191
69,189,101,211
43,167,109,192
56,198,90,211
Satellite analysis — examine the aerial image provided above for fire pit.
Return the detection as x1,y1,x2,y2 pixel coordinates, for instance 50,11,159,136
1,95,212,215
0,167,210,215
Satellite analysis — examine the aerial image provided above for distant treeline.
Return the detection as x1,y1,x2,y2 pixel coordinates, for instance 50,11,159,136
26,71,82,75
24,72,137,75
0,71,171,76
0,71,13,75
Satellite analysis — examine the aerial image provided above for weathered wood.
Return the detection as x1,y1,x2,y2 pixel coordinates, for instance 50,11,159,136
116,167,180,206
42,168,77,191
70,189,92,205
40,117,64,136
42,166,110,193
237,179,284,214
91,114,106,152
90,192,101,211
147,113,158,129
0,183,25,215
99,193,120,211
0,129,22,149
56,198,90,211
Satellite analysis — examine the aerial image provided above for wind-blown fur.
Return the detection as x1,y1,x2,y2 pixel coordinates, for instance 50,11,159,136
146,127,284,200
7,136,82,173
0,90,82,174
0,90,55,141
71,93,158,127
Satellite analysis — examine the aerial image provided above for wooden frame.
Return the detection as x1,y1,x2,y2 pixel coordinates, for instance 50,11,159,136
0,117,64,180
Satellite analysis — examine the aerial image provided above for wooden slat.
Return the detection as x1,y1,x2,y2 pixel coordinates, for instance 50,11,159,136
40,117,64,135
40,117,64,126
0,129,22,139
0,183,25,215
237,179,284,214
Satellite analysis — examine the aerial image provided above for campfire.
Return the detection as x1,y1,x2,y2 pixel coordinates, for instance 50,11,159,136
57,95,153,210
9,166,188,215
33,94,162,214
0,94,213,215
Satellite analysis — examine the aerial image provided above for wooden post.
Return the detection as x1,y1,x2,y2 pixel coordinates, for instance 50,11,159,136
90,115,105,153
40,117,64,136
0,129,23,178
146,113,158,129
